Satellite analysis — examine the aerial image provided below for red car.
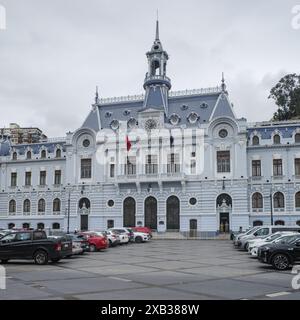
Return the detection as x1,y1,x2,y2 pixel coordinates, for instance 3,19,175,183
80,232,108,252
131,227,152,238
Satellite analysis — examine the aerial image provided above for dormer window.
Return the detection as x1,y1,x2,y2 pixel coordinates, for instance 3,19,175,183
252,136,260,146
55,149,61,158
41,150,46,159
295,133,300,143
26,151,32,160
273,134,281,145
12,152,17,160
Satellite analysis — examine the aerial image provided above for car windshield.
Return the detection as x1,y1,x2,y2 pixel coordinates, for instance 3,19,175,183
245,226,260,235
1,233,16,242
274,235,298,244
265,233,283,242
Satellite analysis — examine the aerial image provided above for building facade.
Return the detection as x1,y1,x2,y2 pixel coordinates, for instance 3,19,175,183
1,22,300,236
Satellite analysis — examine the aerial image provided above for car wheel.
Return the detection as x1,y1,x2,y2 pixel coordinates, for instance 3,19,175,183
271,253,290,271
51,258,61,263
244,243,249,251
0,259,9,264
34,250,48,265
135,236,143,243
89,244,97,252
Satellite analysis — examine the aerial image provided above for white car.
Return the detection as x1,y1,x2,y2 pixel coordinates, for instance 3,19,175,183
247,232,289,253
133,231,151,243
249,232,297,257
72,241,84,255
108,229,129,244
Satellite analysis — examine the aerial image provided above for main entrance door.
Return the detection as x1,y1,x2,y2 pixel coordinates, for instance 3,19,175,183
167,196,180,231
80,215,88,231
219,213,230,233
123,197,136,227
145,197,157,230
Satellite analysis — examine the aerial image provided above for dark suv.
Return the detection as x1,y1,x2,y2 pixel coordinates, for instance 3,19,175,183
0,230,72,265
258,234,300,270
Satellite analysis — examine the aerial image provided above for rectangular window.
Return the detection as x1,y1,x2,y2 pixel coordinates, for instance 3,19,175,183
167,153,180,173
25,172,31,186
252,160,261,177
11,172,17,187
110,163,115,178
40,171,46,186
125,157,136,176
54,170,61,185
273,159,283,176
81,159,92,179
217,151,230,173
145,155,158,174
295,159,300,176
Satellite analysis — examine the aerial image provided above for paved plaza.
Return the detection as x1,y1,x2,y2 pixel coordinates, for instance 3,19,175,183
0,240,299,300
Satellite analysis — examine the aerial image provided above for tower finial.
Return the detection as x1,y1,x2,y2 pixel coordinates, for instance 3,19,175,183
95,86,99,104
221,72,226,92
155,10,160,41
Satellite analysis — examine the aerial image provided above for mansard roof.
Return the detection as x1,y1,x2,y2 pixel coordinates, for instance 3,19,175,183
82,87,231,130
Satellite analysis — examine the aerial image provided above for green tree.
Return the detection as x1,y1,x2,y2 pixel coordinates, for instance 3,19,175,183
269,73,300,121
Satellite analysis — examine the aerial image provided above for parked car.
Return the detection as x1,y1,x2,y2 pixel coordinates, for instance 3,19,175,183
109,228,134,243
258,234,300,270
101,230,120,247
248,232,297,257
0,230,72,265
235,226,300,250
233,226,261,245
67,234,90,252
132,231,151,243
131,227,152,238
108,230,129,245
79,232,108,252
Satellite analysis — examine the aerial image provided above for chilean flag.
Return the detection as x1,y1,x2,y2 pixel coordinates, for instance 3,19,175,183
126,135,132,152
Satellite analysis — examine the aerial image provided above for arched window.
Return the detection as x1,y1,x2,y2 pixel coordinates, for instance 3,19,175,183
273,134,281,145
274,192,285,209
151,60,160,76
295,133,300,143
252,136,260,146
38,199,46,214
295,192,300,210
23,199,31,214
37,223,45,230
275,220,285,226
53,198,61,213
8,223,15,229
22,223,30,229
9,199,16,214
12,152,17,160
41,150,46,159
52,223,60,230
252,193,263,210
253,220,263,227
26,151,32,159
55,149,61,158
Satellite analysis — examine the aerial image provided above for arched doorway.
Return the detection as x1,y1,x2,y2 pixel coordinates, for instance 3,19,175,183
79,198,90,231
167,196,180,231
217,194,232,234
144,197,157,230
123,197,136,227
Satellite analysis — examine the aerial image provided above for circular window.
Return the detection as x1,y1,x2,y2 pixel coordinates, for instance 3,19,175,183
189,198,197,206
219,129,228,138
128,118,137,129
105,112,112,118
188,112,199,124
108,200,115,208
154,45,159,50
169,114,180,126
181,104,188,111
124,110,131,116
83,139,90,148
201,102,208,109
110,120,120,131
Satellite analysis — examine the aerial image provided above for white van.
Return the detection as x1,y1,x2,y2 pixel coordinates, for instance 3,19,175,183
235,225,300,250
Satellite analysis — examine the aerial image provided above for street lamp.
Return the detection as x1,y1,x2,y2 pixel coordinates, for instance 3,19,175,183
65,189,71,234
266,180,274,225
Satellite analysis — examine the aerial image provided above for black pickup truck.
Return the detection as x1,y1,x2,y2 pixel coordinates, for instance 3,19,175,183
0,230,72,265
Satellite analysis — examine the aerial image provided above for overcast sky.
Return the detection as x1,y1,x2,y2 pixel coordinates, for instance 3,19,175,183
0,0,299,137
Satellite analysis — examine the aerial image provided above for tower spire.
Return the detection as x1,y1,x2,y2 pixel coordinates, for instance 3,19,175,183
95,86,99,105
155,10,160,41
221,72,227,93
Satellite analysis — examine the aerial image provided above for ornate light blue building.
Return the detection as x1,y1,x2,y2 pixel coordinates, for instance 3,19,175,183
1,22,300,236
